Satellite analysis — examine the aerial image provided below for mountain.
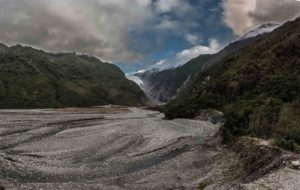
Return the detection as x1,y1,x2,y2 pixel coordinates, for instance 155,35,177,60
164,18,300,151
0,44,148,108
126,74,144,87
239,23,279,41
136,55,213,103
137,24,275,103
0,43,8,52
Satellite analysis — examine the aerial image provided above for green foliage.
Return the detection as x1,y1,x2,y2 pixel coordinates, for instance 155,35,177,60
0,45,147,108
164,18,300,152
257,76,300,102
221,100,253,143
138,54,214,102
248,98,283,138
274,101,300,152
278,139,300,153
0,80,5,98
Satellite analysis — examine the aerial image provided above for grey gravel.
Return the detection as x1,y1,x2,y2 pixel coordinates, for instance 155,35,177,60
0,107,220,190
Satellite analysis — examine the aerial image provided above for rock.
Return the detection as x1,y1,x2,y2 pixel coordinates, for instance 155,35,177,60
291,160,300,169
195,110,224,124
232,137,287,182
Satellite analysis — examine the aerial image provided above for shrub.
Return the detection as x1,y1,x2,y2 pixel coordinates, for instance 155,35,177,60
248,98,282,138
274,101,300,152
221,100,254,143
222,98,283,143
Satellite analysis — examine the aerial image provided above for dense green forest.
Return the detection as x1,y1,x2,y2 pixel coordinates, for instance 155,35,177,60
164,18,300,152
0,44,147,108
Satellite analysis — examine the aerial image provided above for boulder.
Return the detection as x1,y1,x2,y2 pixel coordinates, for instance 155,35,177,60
291,160,300,169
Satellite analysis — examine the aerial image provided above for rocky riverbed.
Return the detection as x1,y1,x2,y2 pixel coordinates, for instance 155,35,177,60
0,106,221,189
1,106,299,190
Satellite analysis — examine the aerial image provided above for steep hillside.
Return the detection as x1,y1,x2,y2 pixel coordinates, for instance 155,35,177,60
239,23,279,40
165,18,300,151
137,27,272,103
0,43,8,53
136,55,213,103
0,44,148,108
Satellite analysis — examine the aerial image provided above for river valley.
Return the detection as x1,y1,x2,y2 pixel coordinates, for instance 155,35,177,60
0,106,221,189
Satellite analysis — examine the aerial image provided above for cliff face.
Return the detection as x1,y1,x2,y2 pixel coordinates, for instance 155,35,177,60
197,136,297,190
0,44,148,108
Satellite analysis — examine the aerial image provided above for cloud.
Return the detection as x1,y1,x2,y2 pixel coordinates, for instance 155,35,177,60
223,0,300,36
155,0,181,13
154,0,192,14
184,34,201,45
155,60,166,65
0,0,156,62
0,0,201,63
148,39,221,71
176,39,221,65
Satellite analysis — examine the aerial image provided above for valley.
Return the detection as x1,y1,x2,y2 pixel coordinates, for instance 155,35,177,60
0,107,298,190
0,106,220,189
0,2,299,189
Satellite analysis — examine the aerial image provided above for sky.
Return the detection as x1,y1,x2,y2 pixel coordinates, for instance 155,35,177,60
0,0,299,73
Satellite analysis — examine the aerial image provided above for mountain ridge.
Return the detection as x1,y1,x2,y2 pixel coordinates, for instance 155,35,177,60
136,23,276,103
164,17,300,151
0,43,148,108
239,23,280,41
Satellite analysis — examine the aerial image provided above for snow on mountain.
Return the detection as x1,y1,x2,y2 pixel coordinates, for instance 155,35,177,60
126,74,144,87
129,23,280,78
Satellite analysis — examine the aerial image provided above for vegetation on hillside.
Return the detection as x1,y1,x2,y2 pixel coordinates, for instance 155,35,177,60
137,55,214,102
0,44,147,108
138,28,268,103
165,18,300,151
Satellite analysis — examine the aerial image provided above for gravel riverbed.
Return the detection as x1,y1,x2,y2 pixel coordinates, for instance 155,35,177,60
0,106,220,190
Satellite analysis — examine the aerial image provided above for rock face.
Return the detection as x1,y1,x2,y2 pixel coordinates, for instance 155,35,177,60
196,137,297,190
0,44,148,108
232,137,287,182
